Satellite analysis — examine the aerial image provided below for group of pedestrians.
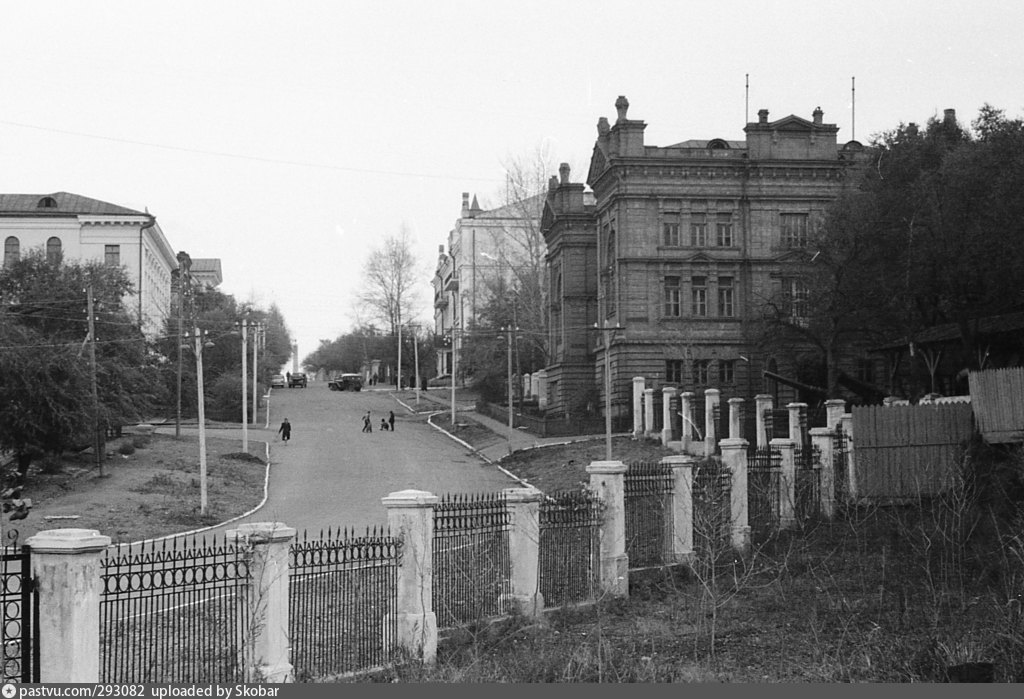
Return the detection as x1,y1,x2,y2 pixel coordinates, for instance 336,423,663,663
362,410,395,433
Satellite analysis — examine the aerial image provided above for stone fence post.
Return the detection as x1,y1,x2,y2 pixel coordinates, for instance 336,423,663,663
680,391,694,455
811,428,835,519
662,386,677,446
771,438,797,530
825,399,846,430
720,439,751,553
227,522,296,683
704,388,720,457
586,460,629,597
382,489,439,664
755,394,773,448
728,397,744,439
644,388,656,438
26,528,111,683
632,377,645,438
787,402,807,448
660,455,696,567
501,487,544,617
841,413,858,503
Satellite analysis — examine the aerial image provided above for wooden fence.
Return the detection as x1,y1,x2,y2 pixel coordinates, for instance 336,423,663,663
969,367,1024,444
852,403,974,499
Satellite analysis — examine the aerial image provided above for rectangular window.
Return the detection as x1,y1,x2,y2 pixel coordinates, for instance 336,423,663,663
690,214,707,247
693,359,711,385
785,278,810,324
663,215,681,246
691,276,707,317
856,358,875,385
105,244,120,266
666,360,684,384
781,213,810,248
718,276,734,317
663,276,681,317
716,213,733,247
719,359,736,384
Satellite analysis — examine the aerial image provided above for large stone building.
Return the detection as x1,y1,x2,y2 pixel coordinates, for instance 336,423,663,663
432,191,544,379
542,97,869,433
0,192,178,338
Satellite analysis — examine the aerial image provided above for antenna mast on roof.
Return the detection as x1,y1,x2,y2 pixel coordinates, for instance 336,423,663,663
745,73,749,125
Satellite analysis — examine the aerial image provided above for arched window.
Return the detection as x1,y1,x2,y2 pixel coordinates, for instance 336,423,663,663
707,138,729,151
46,236,62,262
3,236,19,266
37,196,58,209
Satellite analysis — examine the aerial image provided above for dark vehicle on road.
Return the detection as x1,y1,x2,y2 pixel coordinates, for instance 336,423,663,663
288,372,308,388
328,373,362,391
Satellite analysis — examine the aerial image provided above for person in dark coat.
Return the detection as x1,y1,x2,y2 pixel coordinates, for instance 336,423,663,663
362,411,372,433
388,410,395,432
278,418,292,444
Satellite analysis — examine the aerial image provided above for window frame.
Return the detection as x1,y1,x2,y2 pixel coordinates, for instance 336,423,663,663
781,212,810,248
718,276,734,317
3,236,19,266
690,213,707,247
693,358,711,385
663,275,681,317
691,275,707,317
105,244,121,267
715,212,733,247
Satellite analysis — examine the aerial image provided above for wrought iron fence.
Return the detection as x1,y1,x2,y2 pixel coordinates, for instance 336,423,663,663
748,446,781,536
795,445,822,522
539,490,603,607
99,534,252,683
1,531,36,684
692,459,732,565
289,527,401,681
833,427,849,505
432,493,510,628
624,462,673,568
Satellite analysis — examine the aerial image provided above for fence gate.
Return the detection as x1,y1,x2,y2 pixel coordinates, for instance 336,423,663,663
1,534,37,683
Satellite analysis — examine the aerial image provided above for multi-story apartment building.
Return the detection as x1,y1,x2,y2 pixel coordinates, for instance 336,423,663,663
0,192,178,338
542,96,869,431
432,191,544,379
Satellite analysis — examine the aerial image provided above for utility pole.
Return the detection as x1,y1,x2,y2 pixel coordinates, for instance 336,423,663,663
595,320,622,462
397,321,403,391
450,330,458,426
195,326,209,515
241,318,248,453
87,284,104,476
251,323,260,425
504,325,518,455
412,325,421,405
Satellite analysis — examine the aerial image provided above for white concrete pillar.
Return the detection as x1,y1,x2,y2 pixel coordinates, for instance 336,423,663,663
644,388,656,438
632,377,645,438
787,402,807,447
755,394,773,448
535,370,548,410
531,373,540,400
704,388,721,458
728,397,744,440
661,455,696,567
679,391,695,455
841,413,858,503
825,399,846,430
227,522,297,683
523,373,532,400
586,460,629,597
772,439,797,530
720,439,751,553
811,428,835,520
26,528,111,683
661,386,678,446
382,489,439,664
501,487,545,617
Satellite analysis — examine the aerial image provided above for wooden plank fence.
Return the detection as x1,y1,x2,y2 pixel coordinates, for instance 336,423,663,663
969,367,1024,443
851,403,974,499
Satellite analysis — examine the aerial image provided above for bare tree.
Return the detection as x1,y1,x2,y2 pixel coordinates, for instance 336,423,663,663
358,226,422,337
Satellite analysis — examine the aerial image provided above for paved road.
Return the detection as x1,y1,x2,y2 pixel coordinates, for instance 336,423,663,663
179,382,518,538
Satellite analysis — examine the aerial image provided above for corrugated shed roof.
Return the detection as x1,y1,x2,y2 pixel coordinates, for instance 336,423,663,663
873,311,1024,351
0,192,147,217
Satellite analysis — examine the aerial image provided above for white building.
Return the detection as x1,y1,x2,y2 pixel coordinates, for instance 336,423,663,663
0,192,178,338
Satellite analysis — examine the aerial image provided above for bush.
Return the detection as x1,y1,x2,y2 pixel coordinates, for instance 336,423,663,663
206,373,245,422
117,441,136,456
131,435,150,449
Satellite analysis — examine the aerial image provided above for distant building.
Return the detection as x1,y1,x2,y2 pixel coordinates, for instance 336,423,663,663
432,191,544,380
189,258,223,290
0,191,177,338
542,97,870,427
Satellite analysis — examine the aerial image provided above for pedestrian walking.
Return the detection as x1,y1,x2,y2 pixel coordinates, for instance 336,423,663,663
388,410,395,432
278,418,292,445
362,411,372,433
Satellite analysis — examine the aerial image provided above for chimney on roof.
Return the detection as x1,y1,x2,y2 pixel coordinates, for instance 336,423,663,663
615,96,629,123
461,192,469,217
559,163,570,184
944,108,956,124
758,109,769,124
813,107,823,125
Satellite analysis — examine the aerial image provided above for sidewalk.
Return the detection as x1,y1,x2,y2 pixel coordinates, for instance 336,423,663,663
391,388,618,465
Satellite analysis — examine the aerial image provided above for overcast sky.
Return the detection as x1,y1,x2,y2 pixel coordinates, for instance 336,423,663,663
2,1,1021,367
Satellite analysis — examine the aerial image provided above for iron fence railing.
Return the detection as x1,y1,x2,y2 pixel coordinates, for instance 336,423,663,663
1,530,36,684
748,446,781,535
432,493,510,628
624,462,673,568
692,459,732,564
795,445,822,522
833,426,849,504
99,534,252,683
539,490,603,607
289,528,401,681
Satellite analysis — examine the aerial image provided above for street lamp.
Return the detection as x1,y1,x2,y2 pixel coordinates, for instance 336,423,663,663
503,325,519,455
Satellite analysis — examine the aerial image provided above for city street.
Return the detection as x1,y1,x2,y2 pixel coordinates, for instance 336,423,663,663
199,382,517,536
